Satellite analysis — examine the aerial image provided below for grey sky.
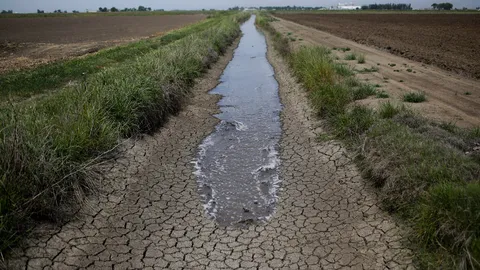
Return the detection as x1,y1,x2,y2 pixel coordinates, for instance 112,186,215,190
1,0,478,13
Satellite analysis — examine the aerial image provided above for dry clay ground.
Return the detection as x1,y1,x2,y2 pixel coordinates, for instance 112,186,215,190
4,34,414,269
272,17,480,128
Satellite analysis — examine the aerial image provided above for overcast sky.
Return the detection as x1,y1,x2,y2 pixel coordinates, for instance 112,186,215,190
1,0,478,13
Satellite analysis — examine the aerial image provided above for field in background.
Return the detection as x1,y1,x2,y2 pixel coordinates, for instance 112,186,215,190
0,14,206,72
275,13,480,79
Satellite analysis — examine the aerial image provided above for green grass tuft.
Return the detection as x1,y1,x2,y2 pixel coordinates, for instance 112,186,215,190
352,84,377,100
379,102,403,118
404,91,426,103
376,91,389,98
344,53,357,60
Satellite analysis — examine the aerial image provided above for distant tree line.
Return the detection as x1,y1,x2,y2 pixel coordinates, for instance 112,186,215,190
431,2,454,10
1,10,13,14
361,3,412,10
53,9,67,13
259,6,325,10
98,6,152,12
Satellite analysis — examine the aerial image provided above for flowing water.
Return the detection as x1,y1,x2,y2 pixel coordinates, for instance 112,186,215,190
194,15,282,226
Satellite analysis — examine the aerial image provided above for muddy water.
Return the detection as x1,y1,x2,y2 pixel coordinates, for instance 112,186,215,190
194,15,282,226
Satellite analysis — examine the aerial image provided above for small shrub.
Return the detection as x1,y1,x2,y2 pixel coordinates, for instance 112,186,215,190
407,68,413,72
389,63,396,67
404,91,426,103
289,37,296,42
465,92,472,95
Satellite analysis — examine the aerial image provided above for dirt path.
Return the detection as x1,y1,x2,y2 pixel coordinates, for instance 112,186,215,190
5,29,413,270
272,17,480,128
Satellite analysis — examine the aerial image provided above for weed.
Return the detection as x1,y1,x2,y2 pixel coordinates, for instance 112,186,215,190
379,102,403,118
289,37,297,42
352,84,377,100
465,92,472,95
407,68,413,72
317,133,333,142
376,91,389,98
344,53,357,60
356,66,379,73
334,106,375,139
389,63,396,67
404,92,426,103
399,80,404,82
287,32,292,36
374,84,381,88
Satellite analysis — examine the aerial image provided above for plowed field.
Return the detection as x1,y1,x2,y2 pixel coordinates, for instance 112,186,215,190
275,13,480,79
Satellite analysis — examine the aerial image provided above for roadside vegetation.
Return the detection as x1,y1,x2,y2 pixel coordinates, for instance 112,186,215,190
0,14,233,101
0,12,250,256
257,12,480,269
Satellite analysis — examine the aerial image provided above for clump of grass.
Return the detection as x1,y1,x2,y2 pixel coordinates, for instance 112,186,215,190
338,47,351,52
379,102,403,118
287,32,292,36
404,91,426,103
0,12,248,255
465,92,472,95
376,91,389,98
406,68,413,72
289,37,297,42
334,106,375,139
417,182,480,269
356,66,379,73
345,77,361,87
357,54,365,64
399,80,404,82
344,53,357,60
352,84,377,100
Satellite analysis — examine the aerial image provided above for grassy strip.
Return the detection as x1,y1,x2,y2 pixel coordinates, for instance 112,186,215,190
257,13,480,269
0,12,250,255
0,14,228,101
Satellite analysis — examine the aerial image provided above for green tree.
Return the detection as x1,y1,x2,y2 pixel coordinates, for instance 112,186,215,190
110,7,118,12
37,9,44,13
432,3,438,9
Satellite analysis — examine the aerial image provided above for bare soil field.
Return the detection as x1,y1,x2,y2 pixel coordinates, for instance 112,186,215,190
0,14,206,72
275,13,480,79
271,17,480,127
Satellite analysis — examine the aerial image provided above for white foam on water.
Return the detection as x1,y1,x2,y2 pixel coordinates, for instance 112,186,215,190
233,120,248,131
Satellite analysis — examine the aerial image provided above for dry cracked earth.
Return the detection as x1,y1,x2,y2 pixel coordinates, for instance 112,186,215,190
4,31,414,270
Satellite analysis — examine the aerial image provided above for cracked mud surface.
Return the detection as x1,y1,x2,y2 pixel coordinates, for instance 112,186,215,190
5,28,414,270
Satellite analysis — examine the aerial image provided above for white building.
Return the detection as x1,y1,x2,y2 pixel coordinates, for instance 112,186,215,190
336,2,362,10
